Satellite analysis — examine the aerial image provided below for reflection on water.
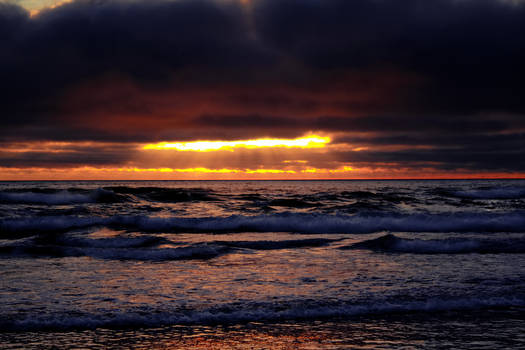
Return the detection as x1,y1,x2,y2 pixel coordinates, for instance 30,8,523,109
1,180,525,347
2,311,525,349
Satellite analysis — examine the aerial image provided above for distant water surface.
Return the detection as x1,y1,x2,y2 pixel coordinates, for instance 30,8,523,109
1,180,524,348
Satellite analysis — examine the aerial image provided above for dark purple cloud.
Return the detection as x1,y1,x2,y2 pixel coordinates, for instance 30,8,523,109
1,0,524,173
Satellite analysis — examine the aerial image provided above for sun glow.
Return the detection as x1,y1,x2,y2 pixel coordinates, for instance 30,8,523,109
28,0,74,17
143,135,331,152
116,167,297,174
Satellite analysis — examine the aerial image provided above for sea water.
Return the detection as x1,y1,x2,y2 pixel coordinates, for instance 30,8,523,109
1,180,524,348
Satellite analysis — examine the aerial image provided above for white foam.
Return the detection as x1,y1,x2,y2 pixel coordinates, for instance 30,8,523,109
114,212,525,234
2,211,525,234
3,295,523,331
452,186,525,199
349,234,525,254
0,216,105,234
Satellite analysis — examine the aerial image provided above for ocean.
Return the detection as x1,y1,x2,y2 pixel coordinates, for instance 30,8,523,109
1,180,524,348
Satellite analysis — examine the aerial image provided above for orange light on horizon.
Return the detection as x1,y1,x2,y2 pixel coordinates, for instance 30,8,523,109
1,165,525,180
116,167,297,174
300,166,356,173
29,0,74,17
117,167,242,174
142,135,331,152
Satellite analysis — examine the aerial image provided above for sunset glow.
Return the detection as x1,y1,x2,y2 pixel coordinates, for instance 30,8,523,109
1,0,524,180
116,167,299,174
143,135,331,152
27,0,74,17
3,2,525,348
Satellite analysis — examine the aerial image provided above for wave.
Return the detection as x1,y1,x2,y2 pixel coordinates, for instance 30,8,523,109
212,238,339,250
267,198,317,208
0,239,229,261
2,211,525,236
0,234,341,260
232,194,267,201
338,191,413,203
2,296,523,331
346,234,525,254
0,186,221,205
439,186,525,200
3,183,524,209
0,188,128,205
104,186,219,202
80,244,229,261
37,234,169,249
0,216,105,237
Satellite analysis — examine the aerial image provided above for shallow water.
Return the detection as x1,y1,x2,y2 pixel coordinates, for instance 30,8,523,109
1,180,524,347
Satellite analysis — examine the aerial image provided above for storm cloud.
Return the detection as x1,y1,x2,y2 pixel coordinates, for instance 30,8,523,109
1,0,524,174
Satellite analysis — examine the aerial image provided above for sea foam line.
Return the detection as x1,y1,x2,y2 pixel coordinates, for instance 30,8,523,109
2,295,523,331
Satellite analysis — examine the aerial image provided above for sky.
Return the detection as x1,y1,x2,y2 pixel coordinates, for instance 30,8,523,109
1,0,524,180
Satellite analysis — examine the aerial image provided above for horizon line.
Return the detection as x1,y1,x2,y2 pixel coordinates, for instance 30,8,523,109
2,178,525,182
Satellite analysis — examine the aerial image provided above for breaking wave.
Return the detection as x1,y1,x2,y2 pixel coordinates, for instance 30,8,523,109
37,234,169,249
2,211,525,236
0,186,222,205
346,234,525,254
211,238,339,250
104,186,219,202
0,234,341,260
2,296,523,331
0,238,229,261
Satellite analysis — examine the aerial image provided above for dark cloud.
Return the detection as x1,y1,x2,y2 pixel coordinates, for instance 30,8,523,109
194,112,525,172
1,0,269,124
1,0,525,173
0,150,133,168
196,114,298,129
333,131,525,172
195,113,523,135
0,141,137,168
254,0,525,114
336,148,525,172
334,131,525,149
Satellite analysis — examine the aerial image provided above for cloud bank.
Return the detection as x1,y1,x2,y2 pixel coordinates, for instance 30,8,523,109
1,0,524,176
